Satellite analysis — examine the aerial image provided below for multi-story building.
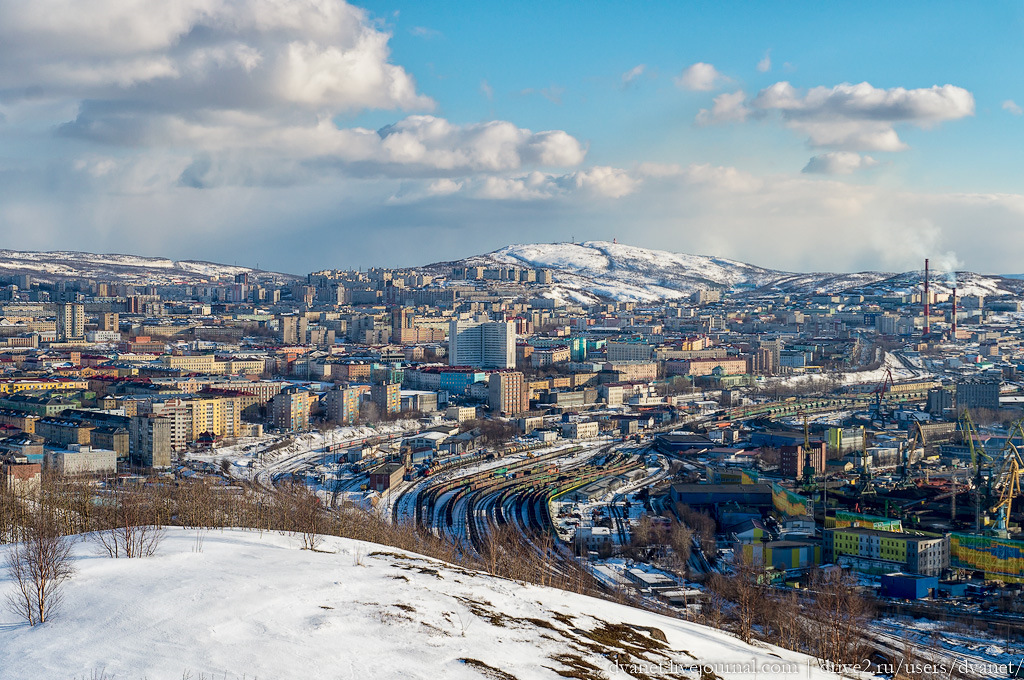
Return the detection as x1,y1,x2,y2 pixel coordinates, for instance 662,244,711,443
271,388,311,432
561,420,600,439
665,357,748,377
44,445,117,476
370,382,400,416
129,414,173,468
185,396,241,441
100,312,119,332
606,341,653,362
779,443,827,479
35,417,94,448
56,303,85,341
449,319,515,369
138,395,240,449
824,527,949,576
956,378,1000,411
325,386,363,425
488,371,528,416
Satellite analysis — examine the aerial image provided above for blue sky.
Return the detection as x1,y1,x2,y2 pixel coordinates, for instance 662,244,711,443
1,0,1023,274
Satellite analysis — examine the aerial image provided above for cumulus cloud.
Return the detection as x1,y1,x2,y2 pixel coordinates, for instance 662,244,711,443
388,165,639,203
675,62,725,91
1003,99,1023,115
751,81,974,150
93,114,588,187
696,90,751,125
0,1,595,190
621,64,645,87
569,166,639,198
0,0,433,113
801,151,879,175
757,50,772,73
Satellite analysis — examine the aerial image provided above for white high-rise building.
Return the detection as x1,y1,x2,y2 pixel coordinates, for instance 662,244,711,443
449,319,515,369
56,302,85,341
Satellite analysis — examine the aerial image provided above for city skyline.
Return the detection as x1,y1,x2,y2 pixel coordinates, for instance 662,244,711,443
1,1,1023,274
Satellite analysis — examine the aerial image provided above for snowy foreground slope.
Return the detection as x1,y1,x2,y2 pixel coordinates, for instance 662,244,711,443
438,240,1024,302
0,529,848,680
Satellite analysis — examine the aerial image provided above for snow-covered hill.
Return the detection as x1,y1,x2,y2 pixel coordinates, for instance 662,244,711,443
435,241,1024,303
0,249,298,285
0,529,844,680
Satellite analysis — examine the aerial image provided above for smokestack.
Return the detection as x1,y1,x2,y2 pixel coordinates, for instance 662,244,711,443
952,286,957,338
923,258,930,336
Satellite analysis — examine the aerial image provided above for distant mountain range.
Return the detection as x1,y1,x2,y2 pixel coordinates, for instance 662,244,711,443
0,250,298,285
434,240,1024,303
0,243,1020,303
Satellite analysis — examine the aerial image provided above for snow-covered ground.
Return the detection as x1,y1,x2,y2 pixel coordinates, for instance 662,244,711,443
0,249,296,284
0,528,851,680
756,352,923,392
188,420,422,482
448,239,1024,302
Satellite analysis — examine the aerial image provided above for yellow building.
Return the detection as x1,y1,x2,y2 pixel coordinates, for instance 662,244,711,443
0,379,90,394
221,358,267,375
160,354,222,374
145,395,241,449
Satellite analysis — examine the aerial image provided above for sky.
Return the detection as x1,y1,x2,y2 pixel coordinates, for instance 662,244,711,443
1,1,1023,275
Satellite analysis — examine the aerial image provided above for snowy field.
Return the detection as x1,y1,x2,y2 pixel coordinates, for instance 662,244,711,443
0,528,852,680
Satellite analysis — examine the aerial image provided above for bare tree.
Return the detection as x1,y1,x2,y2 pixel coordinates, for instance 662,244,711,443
731,553,764,644
668,520,693,573
95,486,164,559
282,482,323,550
4,515,75,626
808,568,873,666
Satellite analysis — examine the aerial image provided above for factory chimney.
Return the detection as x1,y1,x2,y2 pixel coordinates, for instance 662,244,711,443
923,258,930,336
951,286,957,339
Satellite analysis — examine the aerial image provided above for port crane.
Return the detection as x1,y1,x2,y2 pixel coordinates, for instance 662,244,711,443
987,419,1024,536
872,367,894,425
958,409,993,533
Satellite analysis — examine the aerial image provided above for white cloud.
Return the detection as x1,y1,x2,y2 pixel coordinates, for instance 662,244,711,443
696,90,751,125
802,152,879,175
621,64,645,87
635,162,683,178
751,81,974,151
0,0,434,113
570,166,638,198
675,62,725,91
757,50,772,73
520,85,565,105
1003,99,1023,115
427,178,462,195
480,79,494,101
119,115,589,186
0,1,593,189
410,26,442,39
389,165,639,203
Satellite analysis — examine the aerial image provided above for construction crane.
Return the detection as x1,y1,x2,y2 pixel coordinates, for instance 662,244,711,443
989,447,1024,536
986,419,1024,536
872,367,895,425
899,422,926,483
958,409,993,533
